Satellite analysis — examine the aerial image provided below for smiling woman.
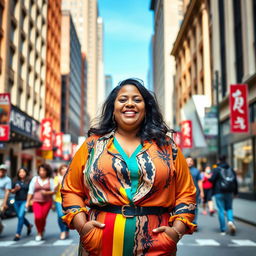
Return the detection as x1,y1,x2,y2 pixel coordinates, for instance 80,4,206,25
61,78,197,256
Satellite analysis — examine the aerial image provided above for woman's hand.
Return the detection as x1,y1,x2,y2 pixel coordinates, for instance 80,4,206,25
78,220,105,237
153,226,180,243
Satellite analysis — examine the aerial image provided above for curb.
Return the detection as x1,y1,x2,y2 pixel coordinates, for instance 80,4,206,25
234,216,256,227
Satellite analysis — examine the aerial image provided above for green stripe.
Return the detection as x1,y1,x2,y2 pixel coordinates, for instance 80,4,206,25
123,217,136,256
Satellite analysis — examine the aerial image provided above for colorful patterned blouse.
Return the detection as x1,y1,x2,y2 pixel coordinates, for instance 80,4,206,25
61,132,196,256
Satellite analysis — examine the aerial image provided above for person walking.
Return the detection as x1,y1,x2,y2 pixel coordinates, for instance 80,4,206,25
209,155,238,235
61,78,197,256
26,164,55,241
11,167,33,241
0,164,11,235
54,164,69,240
201,165,215,216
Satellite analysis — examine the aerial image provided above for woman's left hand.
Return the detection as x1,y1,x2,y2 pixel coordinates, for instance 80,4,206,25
152,226,180,243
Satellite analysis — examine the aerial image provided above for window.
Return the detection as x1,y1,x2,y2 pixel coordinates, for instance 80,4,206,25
253,0,256,59
233,139,254,193
218,0,227,97
233,0,244,83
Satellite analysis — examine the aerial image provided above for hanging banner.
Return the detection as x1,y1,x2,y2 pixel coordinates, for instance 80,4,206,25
181,120,193,148
54,132,63,158
0,93,11,141
62,134,71,161
173,131,182,148
230,84,249,133
41,119,53,150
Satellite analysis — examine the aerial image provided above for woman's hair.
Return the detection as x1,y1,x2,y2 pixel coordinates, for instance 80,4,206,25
37,163,52,178
88,78,173,147
15,167,30,183
58,164,68,174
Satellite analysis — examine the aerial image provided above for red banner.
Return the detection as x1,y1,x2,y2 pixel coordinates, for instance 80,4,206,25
41,119,53,150
54,132,63,157
173,132,182,148
0,93,11,141
181,120,193,148
230,84,249,133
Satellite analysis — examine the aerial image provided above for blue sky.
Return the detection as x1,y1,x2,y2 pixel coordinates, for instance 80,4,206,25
98,0,153,88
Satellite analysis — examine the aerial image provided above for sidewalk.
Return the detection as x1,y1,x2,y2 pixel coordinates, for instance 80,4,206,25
233,198,256,226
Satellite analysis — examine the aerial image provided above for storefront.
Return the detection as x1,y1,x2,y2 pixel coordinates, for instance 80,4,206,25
0,105,42,177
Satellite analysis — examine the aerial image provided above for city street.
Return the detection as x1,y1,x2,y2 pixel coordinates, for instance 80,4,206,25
0,207,256,256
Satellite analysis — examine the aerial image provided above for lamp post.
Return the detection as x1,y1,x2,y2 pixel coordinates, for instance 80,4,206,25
215,70,221,160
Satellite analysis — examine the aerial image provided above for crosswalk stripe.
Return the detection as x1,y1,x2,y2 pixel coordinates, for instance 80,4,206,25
0,241,16,246
195,239,220,246
230,240,256,247
53,239,73,246
23,240,45,246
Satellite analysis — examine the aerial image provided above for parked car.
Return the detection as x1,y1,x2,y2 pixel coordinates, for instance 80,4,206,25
1,193,16,218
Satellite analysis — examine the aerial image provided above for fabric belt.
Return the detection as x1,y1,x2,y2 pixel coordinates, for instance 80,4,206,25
90,204,169,218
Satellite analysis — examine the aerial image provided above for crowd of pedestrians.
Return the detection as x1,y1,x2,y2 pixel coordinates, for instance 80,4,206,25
0,163,69,241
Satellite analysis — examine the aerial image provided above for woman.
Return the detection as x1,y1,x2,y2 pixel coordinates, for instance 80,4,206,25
54,164,69,240
26,164,55,241
61,78,196,256
11,167,33,241
201,165,215,216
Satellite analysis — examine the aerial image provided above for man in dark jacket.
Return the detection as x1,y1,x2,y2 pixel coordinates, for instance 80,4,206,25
208,155,238,235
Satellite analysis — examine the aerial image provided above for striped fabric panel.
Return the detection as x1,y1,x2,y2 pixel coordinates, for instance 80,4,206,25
112,214,126,256
123,217,136,256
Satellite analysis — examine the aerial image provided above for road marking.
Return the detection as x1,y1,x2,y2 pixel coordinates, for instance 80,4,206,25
61,244,79,256
53,239,73,246
0,241,16,246
230,240,256,247
195,239,220,246
23,240,45,246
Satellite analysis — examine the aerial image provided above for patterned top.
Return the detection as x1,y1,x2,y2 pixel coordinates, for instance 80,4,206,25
61,131,196,255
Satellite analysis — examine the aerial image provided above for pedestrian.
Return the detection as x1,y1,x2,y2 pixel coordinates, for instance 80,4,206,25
61,78,197,256
0,164,11,235
186,157,204,227
209,155,238,235
54,164,69,240
201,165,215,216
26,163,55,241
10,167,33,241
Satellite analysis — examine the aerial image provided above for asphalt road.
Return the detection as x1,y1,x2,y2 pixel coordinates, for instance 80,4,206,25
0,208,256,256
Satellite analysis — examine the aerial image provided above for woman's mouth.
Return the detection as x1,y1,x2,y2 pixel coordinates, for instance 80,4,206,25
122,110,137,117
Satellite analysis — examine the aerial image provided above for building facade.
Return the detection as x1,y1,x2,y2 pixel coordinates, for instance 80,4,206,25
0,0,47,176
105,74,113,98
150,0,184,128
45,0,62,132
62,0,103,119
61,10,82,143
210,0,256,199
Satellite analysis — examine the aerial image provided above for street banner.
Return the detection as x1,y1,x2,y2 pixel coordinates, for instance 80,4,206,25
0,93,11,141
230,84,249,133
41,118,53,150
62,134,71,161
204,106,218,137
54,132,63,158
181,120,193,148
173,131,182,148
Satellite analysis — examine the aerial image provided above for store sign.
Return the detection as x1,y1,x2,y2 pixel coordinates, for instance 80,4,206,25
0,93,11,141
41,119,53,150
204,106,218,137
173,132,182,148
181,120,193,148
230,84,249,133
62,134,71,161
54,132,63,158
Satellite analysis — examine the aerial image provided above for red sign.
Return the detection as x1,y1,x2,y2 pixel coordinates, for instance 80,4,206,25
173,132,182,148
181,120,193,148
0,93,11,141
41,119,53,150
54,132,63,157
230,84,249,133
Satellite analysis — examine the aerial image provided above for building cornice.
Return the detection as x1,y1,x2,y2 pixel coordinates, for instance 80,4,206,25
171,0,200,56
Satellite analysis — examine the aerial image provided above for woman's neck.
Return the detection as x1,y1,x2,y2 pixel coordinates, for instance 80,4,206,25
115,128,139,140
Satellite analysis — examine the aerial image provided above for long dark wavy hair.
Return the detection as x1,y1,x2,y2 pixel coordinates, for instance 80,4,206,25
88,78,173,147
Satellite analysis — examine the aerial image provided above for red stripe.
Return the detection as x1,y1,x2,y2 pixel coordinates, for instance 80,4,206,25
101,212,116,256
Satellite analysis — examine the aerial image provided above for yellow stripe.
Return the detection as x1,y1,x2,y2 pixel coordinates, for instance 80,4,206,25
119,187,130,204
112,214,126,256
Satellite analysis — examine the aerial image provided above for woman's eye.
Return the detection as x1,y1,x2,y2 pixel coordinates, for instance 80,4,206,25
134,98,142,103
119,98,126,103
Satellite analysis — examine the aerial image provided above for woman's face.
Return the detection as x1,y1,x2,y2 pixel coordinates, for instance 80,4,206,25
18,169,27,179
38,167,47,178
113,85,145,132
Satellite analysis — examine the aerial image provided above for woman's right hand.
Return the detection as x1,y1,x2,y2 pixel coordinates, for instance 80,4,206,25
78,220,105,237
25,202,29,209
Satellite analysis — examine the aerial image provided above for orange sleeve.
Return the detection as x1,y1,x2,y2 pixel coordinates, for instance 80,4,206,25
61,140,89,211
169,148,197,233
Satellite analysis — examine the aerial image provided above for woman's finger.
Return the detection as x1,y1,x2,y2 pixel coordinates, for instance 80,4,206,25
92,221,105,228
152,226,166,233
